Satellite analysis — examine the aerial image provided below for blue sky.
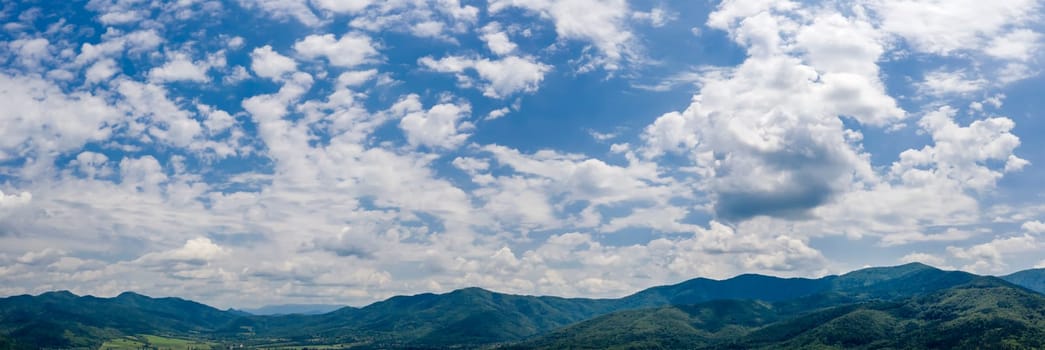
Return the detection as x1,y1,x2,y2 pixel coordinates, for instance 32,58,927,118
0,0,1043,308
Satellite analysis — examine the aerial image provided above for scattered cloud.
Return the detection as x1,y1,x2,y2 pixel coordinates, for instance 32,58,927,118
0,0,1040,308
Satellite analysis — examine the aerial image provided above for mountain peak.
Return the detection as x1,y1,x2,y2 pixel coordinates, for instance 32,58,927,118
116,291,147,299
38,290,78,299
840,262,938,279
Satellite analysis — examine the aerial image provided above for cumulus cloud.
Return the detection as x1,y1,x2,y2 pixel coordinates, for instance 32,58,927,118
419,55,550,98
7,38,51,69
345,1,478,41
394,94,473,149
948,234,1042,273
868,0,1041,56
480,22,517,56
236,0,321,26
250,45,297,80
641,3,903,221
148,52,217,83
1023,221,1045,234
293,33,379,68
136,237,227,266
0,190,32,209
85,58,119,84
890,106,1025,191
488,0,637,70
312,0,374,14
0,73,122,161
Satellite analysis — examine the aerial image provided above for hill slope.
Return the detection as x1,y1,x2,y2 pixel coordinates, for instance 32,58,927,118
0,291,243,349
2,263,1043,349
518,277,1045,349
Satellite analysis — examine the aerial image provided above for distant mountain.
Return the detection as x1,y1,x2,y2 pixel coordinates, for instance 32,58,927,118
1,263,1042,349
1003,268,1045,294
234,287,620,347
621,262,974,307
240,303,348,315
517,277,1045,349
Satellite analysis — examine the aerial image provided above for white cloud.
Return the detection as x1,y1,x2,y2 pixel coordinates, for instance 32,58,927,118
0,73,122,161
336,69,378,87
891,106,1025,191
868,0,1041,55
489,0,637,70
411,20,446,39
480,22,517,56
880,228,974,246
485,107,511,121
948,234,1042,273
1022,220,1045,234
148,53,211,83
70,151,111,179
227,36,245,50
918,69,988,97
346,1,478,40
74,29,164,66
293,33,379,68
311,0,374,13
632,7,675,27
116,80,203,147
250,45,297,80
8,38,51,69
395,94,472,149
197,104,236,134
136,237,227,265
641,4,901,221
85,58,119,84
119,156,168,192
0,190,32,209
237,0,321,26
419,55,551,98
985,29,1042,61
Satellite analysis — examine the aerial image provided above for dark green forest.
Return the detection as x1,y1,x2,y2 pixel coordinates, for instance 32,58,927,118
1,263,1043,349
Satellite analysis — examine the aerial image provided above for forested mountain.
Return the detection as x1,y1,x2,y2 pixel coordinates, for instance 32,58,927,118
518,277,1045,349
1003,268,1045,294
1,263,1043,349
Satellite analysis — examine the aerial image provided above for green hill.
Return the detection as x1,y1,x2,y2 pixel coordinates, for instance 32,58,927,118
234,287,620,347
0,291,243,349
2,263,1044,349
517,277,1045,349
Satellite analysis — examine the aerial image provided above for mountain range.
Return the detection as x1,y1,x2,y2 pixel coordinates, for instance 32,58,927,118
0,263,1042,349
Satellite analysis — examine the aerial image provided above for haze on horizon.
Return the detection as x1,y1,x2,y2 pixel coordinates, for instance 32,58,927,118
0,0,1044,309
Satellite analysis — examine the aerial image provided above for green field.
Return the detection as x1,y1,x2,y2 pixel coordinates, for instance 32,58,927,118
100,335,215,350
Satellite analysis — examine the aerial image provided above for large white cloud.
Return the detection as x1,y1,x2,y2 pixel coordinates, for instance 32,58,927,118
642,3,903,221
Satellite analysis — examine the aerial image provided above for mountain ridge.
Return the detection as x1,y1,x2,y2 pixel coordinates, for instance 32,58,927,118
1,263,1043,349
